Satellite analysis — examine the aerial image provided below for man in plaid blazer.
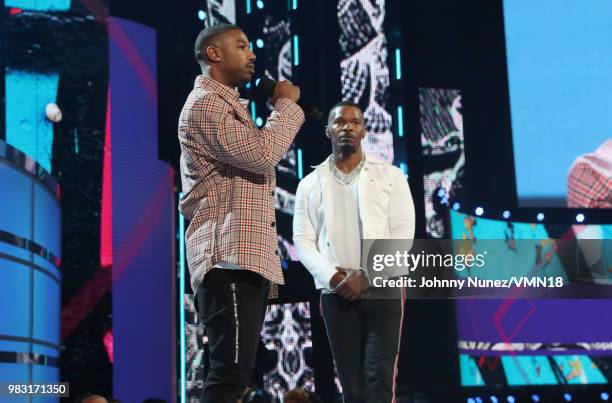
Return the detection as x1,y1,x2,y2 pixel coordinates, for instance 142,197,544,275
178,24,304,402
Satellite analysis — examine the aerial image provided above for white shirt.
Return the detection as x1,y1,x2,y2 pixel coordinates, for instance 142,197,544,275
293,154,416,291
327,171,362,271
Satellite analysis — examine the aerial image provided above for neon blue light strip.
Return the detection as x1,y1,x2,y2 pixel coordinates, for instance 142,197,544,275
292,0,297,10
297,148,303,179
250,101,256,119
74,128,79,154
179,193,186,403
293,35,299,66
246,0,252,14
397,106,404,137
395,48,402,80
400,162,408,176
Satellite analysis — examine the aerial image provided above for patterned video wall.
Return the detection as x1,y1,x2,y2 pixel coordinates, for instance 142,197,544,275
183,297,313,402
451,210,612,387
3,0,113,397
0,140,62,401
338,0,394,163
419,88,465,238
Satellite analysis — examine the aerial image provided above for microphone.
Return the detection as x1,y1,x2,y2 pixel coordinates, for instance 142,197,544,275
256,77,323,120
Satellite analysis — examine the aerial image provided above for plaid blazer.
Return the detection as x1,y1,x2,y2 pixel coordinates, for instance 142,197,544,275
179,76,305,294
567,140,612,208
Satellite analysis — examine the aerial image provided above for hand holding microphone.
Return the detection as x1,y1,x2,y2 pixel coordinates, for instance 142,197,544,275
272,80,300,104
257,77,323,119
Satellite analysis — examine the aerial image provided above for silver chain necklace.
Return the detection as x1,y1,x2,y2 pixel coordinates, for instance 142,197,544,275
330,154,365,185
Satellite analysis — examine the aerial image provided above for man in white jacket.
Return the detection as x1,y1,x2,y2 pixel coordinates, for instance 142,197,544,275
293,101,416,403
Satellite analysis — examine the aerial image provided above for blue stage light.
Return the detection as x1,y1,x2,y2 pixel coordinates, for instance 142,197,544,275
293,35,300,66
297,148,303,179
397,106,404,137
395,48,402,80
475,207,484,216
503,210,511,219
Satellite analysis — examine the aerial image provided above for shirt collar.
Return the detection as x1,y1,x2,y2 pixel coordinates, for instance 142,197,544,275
312,152,380,169
194,75,240,103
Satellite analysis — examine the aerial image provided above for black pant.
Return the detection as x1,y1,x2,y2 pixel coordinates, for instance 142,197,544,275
195,269,270,403
321,293,403,403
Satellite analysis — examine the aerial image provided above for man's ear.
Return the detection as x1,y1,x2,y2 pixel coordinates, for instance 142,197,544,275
325,127,331,138
205,45,221,63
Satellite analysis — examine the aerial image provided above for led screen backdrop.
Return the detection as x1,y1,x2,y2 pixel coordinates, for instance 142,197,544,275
3,1,112,396
337,0,394,163
450,210,612,387
109,17,176,403
261,302,315,401
504,0,612,207
183,299,314,402
0,141,62,401
419,88,465,238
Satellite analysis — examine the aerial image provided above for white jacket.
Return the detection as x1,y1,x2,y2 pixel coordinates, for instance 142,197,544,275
293,154,416,290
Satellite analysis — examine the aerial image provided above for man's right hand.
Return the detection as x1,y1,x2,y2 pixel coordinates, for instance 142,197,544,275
333,268,368,301
272,80,300,104
330,268,347,290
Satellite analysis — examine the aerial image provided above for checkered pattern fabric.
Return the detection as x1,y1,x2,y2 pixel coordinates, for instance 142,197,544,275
178,76,304,294
567,140,612,208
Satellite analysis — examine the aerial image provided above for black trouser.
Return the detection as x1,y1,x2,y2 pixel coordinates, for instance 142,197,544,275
321,293,403,403
195,269,270,403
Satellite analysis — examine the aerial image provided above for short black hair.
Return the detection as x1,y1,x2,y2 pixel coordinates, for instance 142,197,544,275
242,388,272,403
194,24,242,63
73,393,105,403
327,100,362,123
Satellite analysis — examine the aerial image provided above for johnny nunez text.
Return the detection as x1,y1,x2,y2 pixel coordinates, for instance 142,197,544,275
373,276,565,289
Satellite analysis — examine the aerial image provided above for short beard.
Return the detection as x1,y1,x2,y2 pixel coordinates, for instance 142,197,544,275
337,143,357,154
230,72,251,88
